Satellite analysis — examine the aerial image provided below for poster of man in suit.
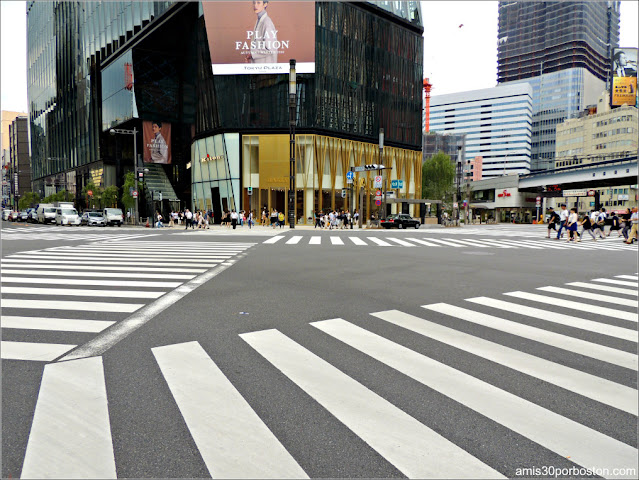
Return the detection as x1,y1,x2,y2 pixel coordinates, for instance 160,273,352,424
203,1,315,75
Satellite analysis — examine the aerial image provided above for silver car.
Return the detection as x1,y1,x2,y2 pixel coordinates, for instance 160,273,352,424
81,211,106,226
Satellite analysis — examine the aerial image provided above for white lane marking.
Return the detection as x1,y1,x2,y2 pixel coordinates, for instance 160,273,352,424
0,276,181,288
386,238,416,247
309,236,322,245
1,286,164,299
466,297,638,343
0,264,206,274
424,238,464,247
404,238,440,247
59,255,246,361
330,237,345,245
370,310,637,415
20,357,116,479
565,282,638,296
1,316,114,333
1,258,221,268
1,341,77,361
311,318,638,477
349,237,367,246
286,236,303,245
152,342,308,479
1,299,143,313
366,237,393,247
10,252,234,260
617,275,639,281
537,286,638,307
442,238,490,248
592,278,639,288
240,328,502,479
263,236,285,244
1,269,195,279
423,303,637,371
504,291,638,323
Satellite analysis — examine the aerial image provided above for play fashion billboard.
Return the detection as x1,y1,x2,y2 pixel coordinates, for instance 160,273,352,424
143,121,171,164
203,1,315,75
611,47,637,108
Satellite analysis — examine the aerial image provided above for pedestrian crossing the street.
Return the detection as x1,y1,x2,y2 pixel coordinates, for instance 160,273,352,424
19,274,638,478
173,227,285,236
262,233,638,251
0,225,158,242
0,240,255,362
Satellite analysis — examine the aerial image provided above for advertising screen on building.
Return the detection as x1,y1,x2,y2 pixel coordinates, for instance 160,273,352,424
143,121,171,164
611,47,637,107
203,1,315,75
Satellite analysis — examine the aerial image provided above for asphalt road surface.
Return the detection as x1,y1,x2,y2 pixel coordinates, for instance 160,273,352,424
2,221,638,479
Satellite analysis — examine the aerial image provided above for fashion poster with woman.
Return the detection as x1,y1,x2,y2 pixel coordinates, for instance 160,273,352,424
143,121,172,164
203,1,315,75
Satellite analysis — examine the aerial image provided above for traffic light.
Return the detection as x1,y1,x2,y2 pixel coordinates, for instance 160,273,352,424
341,188,347,198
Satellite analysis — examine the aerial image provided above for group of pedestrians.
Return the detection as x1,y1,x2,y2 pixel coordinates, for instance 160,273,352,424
313,210,359,229
546,204,637,243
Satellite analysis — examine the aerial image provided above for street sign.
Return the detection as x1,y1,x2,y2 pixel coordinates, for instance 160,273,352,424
374,176,382,188
391,179,404,189
347,178,353,184
587,190,596,196
354,164,386,172
132,190,138,198
376,190,382,196
346,171,354,180
536,195,541,207
87,190,93,196
562,189,588,197
453,202,458,209
375,198,382,206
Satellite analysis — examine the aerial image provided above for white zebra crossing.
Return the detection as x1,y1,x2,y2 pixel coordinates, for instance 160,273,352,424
19,274,638,478
1,240,253,362
261,234,637,251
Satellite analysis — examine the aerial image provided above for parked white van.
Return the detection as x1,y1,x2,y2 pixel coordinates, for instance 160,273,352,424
103,208,124,226
55,207,81,226
36,204,57,224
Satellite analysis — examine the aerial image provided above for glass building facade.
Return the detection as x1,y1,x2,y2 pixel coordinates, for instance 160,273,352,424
27,1,424,221
497,1,620,84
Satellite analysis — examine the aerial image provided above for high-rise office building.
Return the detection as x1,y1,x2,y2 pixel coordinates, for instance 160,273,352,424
497,1,620,172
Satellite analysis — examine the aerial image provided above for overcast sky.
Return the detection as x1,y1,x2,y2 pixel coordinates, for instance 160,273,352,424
1,1,638,113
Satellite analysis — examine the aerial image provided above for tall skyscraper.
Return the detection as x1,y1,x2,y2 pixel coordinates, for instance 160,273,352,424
497,1,621,172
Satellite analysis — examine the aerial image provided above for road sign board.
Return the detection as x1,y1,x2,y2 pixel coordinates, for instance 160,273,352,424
536,196,541,201
391,179,404,189
587,190,596,196
347,178,353,184
132,190,138,198
375,199,382,206
374,176,382,188
346,171,354,180
87,190,93,196
376,190,382,196
453,202,458,209
562,189,588,197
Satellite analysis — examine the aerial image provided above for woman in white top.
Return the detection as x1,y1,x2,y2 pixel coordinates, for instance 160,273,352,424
566,208,579,242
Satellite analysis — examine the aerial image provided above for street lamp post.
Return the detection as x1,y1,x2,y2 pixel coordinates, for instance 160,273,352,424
289,59,297,228
109,127,139,225
379,128,385,219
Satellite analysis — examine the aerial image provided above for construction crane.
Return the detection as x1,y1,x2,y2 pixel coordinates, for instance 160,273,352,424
423,78,433,132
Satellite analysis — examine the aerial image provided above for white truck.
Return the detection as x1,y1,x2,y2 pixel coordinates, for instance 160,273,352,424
36,203,57,224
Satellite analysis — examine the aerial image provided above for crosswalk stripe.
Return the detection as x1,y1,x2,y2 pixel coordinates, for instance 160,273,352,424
386,238,416,247
1,269,195,279
592,278,639,288
1,341,77,361
404,237,440,247
310,318,638,475
1,316,115,333
0,276,181,288
330,236,345,245
424,238,464,247
54,247,246,254
19,252,235,260
565,281,639,296
349,237,367,246
1,286,164,299
309,236,322,245
617,275,639,281
369,310,637,415
0,263,207,274
1,258,221,268
466,297,638,342
472,238,526,249
20,357,116,479
442,238,490,248
240,328,502,479
1,299,143,313
285,236,303,245
423,303,637,370
537,286,638,307
366,237,393,246
263,236,284,244
517,239,570,250
504,291,639,323
152,341,308,479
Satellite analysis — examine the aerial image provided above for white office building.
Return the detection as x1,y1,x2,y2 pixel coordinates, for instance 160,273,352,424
430,84,533,179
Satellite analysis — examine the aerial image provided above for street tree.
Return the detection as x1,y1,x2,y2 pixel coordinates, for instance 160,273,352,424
422,152,455,201
18,192,41,210
102,185,119,208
